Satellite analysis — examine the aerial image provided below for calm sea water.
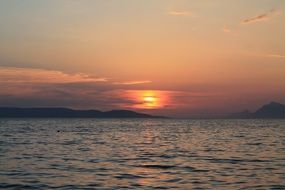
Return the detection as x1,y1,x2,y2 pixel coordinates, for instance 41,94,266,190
0,119,284,190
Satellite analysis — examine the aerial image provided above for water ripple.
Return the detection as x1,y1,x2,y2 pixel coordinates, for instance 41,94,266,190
0,118,284,189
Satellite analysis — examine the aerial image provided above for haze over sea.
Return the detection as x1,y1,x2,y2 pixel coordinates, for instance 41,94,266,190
0,119,284,190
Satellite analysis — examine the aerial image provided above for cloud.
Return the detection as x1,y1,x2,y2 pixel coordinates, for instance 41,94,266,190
0,67,154,110
0,67,107,84
0,69,218,112
0,67,238,116
169,11,193,17
113,80,152,85
242,9,277,24
266,54,285,58
222,25,231,33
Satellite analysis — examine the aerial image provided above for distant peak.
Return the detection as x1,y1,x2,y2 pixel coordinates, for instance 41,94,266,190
268,101,282,106
263,101,285,108
230,101,285,119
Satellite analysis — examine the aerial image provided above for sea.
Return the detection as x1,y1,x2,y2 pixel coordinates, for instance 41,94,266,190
0,119,284,190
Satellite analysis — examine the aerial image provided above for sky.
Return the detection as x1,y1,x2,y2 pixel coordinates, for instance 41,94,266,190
0,0,285,117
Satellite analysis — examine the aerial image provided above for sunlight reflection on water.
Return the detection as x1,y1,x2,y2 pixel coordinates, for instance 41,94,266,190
0,119,284,189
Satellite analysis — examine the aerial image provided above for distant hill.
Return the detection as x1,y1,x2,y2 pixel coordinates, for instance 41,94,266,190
0,107,163,118
230,102,285,119
251,102,285,118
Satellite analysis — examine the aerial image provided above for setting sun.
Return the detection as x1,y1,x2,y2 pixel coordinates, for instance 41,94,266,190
143,96,157,108
140,91,160,109
125,90,170,110
143,96,155,103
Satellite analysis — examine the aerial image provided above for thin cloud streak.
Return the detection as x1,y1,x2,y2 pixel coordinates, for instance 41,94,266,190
222,25,231,33
0,67,107,84
113,80,152,85
242,9,277,24
266,54,285,58
169,11,193,17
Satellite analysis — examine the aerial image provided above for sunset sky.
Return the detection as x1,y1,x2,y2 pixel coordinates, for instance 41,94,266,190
0,0,285,117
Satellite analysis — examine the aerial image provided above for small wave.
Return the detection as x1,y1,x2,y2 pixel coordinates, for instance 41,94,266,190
137,164,176,169
164,178,182,183
159,154,176,159
0,183,48,189
204,158,269,164
115,173,145,179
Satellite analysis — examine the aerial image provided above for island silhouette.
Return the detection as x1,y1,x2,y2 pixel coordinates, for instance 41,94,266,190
0,107,163,118
230,102,285,119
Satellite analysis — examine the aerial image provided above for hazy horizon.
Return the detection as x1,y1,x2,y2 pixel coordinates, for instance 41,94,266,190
0,101,283,119
1,0,285,117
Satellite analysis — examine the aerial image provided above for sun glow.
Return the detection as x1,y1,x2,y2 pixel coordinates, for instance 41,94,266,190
126,90,169,109
143,96,157,108
143,96,155,103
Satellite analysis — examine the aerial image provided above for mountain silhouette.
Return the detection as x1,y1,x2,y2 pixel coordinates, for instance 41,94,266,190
0,107,163,118
230,102,285,119
252,102,285,118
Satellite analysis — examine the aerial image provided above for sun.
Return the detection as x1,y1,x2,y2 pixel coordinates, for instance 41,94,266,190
126,90,168,109
143,96,156,103
142,95,158,108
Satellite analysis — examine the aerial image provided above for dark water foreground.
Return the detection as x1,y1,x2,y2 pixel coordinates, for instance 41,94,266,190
0,119,284,189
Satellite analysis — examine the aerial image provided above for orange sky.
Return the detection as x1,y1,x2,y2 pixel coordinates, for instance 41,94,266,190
0,0,284,117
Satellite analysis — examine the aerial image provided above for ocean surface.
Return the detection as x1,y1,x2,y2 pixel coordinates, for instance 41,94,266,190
0,119,284,190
